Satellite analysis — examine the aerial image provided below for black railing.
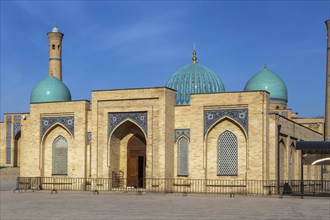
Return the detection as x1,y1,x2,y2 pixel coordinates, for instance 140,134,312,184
15,177,330,196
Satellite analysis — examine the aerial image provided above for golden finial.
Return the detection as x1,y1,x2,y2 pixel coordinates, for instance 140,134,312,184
192,44,197,63
264,64,267,70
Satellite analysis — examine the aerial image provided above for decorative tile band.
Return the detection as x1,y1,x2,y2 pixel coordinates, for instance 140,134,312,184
204,108,248,136
175,129,190,142
14,115,21,121
6,121,11,164
109,112,148,136
41,116,74,139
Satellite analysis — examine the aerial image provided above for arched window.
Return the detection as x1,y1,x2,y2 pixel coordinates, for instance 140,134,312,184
52,135,68,175
52,44,55,50
178,137,189,176
218,130,238,176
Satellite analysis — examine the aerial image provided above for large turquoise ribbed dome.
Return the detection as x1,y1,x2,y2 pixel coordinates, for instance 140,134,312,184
30,76,71,103
244,66,288,104
166,50,225,105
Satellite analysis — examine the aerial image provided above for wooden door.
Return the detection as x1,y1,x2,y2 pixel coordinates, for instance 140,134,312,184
127,134,146,188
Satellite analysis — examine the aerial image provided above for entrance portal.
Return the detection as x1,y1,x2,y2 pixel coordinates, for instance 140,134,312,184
127,134,146,188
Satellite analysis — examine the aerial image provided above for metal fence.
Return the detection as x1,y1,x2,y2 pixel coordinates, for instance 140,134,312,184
15,177,330,196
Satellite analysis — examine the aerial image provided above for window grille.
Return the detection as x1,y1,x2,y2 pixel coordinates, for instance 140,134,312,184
178,137,188,176
218,131,238,176
52,136,68,175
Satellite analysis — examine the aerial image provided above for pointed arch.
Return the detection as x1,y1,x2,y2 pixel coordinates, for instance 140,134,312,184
41,123,73,144
205,116,247,141
40,124,73,176
218,130,238,176
108,120,147,179
109,112,148,138
206,117,247,178
204,109,248,138
109,119,147,141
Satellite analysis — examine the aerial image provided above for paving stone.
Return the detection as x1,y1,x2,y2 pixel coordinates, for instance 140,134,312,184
1,187,329,220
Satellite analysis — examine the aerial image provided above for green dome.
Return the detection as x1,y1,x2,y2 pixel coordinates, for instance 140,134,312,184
30,76,71,103
244,66,288,104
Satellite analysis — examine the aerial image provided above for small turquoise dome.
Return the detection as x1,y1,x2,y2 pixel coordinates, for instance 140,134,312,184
30,76,71,103
244,66,288,104
166,50,225,105
52,26,59,33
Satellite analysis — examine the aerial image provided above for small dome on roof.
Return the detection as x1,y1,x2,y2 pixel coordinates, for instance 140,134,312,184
52,26,59,33
244,65,288,104
30,76,71,103
166,50,225,105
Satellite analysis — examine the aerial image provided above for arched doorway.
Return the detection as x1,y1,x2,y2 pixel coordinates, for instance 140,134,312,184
127,134,146,188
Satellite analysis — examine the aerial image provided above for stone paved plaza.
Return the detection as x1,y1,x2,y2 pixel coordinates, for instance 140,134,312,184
1,180,330,220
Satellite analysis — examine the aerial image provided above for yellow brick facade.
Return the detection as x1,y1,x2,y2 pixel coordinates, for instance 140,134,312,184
1,25,328,187
1,88,326,182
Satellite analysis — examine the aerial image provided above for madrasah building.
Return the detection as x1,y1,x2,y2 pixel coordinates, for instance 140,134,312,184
0,23,329,189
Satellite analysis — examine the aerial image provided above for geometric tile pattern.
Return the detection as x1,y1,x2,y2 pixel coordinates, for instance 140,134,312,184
204,108,248,136
41,116,74,140
175,129,190,142
109,112,147,136
52,135,68,175
218,130,238,176
6,117,12,164
14,116,21,137
178,137,189,176
14,115,21,120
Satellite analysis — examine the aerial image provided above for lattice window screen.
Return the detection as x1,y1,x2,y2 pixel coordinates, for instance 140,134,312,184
178,137,189,176
218,131,238,176
52,136,68,175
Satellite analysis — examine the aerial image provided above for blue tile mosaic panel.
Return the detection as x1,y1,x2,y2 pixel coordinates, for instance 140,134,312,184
14,116,21,137
41,116,74,139
13,115,21,121
204,108,248,136
109,112,148,136
14,122,21,137
175,129,190,142
6,118,12,164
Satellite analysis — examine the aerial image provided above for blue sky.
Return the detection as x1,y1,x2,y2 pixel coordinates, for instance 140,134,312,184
1,0,329,121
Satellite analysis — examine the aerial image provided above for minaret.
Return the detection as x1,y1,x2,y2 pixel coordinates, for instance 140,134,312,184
325,20,330,141
47,25,64,81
